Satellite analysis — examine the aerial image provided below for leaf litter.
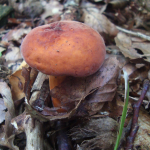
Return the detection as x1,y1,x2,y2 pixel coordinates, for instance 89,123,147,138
0,0,150,149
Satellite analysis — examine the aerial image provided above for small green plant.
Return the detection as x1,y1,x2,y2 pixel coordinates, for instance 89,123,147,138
114,70,129,150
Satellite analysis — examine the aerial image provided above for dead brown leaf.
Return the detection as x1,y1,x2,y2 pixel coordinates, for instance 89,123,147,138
41,0,63,22
0,82,18,150
5,46,22,63
70,117,118,150
51,57,120,115
0,98,6,124
2,23,31,44
0,57,11,79
115,32,150,62
0,82,15,116
9,0,44,18
0,112,19,150
134,108,150,148
22,67,38,100
2,45,23,73
9,70,25,101
80,5,118,37
8,18,21,25
101,95,123,119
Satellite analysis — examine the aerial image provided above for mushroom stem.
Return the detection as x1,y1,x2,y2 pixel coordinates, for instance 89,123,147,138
49,75,67,112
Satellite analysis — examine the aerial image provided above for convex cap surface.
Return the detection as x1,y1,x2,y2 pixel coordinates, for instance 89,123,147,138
21,21,106,77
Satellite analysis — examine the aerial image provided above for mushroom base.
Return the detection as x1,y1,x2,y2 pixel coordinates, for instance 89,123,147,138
49,75,67,112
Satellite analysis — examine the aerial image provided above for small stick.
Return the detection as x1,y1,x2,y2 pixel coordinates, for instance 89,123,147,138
116,26,150,41
56,121,73,150
125,79,149,149
11,113,44,150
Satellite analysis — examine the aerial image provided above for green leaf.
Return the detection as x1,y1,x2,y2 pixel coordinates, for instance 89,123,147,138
0,5,14,28
114,71,129,150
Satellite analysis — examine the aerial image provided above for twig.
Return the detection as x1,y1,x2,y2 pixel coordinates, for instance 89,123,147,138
125,79,149,149
117,119,132,150
11,113,44,150
116,26,150,41
56,121,73,150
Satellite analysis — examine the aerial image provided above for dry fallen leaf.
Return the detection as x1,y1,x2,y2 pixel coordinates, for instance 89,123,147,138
4,45,23,73
80,3,118,37
9,70,25,101
51,57,120,115
134,108,150,148
2,23,31,44
115,32,150,62
0,98,6,124
5,46,22,62
41,0,63,21
9,0,44,18
70,117,118,150
0,82,18,150
22,67,38,100
0,82,15,116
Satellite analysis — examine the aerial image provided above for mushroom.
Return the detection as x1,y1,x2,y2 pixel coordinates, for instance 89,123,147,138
21,21,106,112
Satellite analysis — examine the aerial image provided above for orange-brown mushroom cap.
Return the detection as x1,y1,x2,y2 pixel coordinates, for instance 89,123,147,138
21,21,106,77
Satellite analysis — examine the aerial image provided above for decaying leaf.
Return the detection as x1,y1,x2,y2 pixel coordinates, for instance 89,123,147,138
17,60,29,70
2,23,31,44
80,4,118,37
82,77,118,115
134,108,150,148
0,98,6,123
51,57,120,115
9,70,25,101
118,62,150,98
4,46,23,73
0,112,19,150
0,82,19,150
5,47,22,62
0,57,11,79
9,0,44,18
115,32,150,62
115,32,140,59
70,117,118,150
41,0,63,22
8,61,28,102
100,95,123,119
22,67,38,100
0,82,15,116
